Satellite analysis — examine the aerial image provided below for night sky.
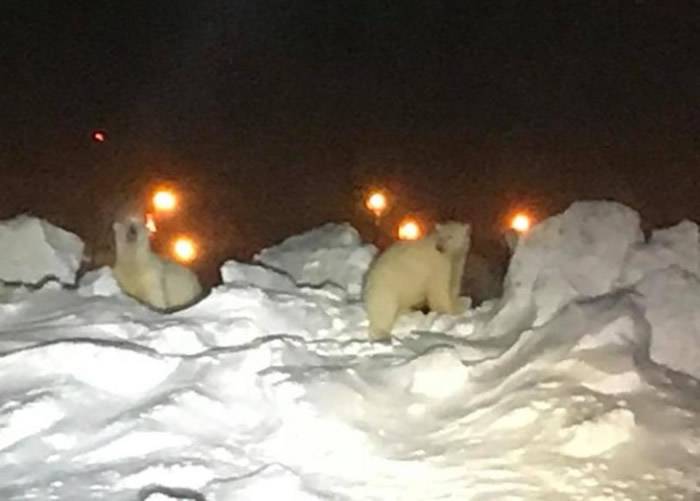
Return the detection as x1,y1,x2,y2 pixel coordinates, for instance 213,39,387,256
2,2,699,282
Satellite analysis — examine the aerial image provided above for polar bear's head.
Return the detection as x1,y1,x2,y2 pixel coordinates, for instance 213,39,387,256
113,216,151,259
434,221,471,255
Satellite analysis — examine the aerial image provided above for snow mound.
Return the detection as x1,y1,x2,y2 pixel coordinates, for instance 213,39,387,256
77,266,121,297
619,220,700,287
634,267,700,379
491,201,643,332
220,261,297,294
0,215,84,285
253,222,376,298
2,201,700,500
489,200,700,381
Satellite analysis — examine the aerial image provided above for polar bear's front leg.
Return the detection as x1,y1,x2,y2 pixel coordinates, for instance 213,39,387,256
427,263,460,314
449,254,466,304
364,286,399,342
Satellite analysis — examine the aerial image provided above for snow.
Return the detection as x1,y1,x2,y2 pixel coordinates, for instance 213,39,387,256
252,222,376,299
77,266,122,297
0,214,84,286
634,267,700,379
619,220,700,287
500,201,644,327
1,203,700,500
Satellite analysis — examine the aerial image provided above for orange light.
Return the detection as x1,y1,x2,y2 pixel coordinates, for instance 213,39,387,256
365,190,388,218
91,130,106,142
510,213,531,233
172,236,197,263
152,189,177,212
145,213,157,234
398,218,422,240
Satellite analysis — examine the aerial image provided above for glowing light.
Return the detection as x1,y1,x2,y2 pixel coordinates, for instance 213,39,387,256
172,236,197,263
91,130,106,142
152,190,177,212
510,213,531,233
398,218,422,240
145,213,157,234
365,190,388,218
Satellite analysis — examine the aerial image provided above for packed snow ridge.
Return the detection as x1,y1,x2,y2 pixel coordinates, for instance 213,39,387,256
0,214,83,286
0,200,699,500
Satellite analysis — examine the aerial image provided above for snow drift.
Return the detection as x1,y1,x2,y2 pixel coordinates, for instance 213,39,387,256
0,214,84,286
0,201,699,500
251,222,376,299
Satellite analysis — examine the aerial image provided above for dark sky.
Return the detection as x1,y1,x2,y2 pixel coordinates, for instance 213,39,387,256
2,1,699,280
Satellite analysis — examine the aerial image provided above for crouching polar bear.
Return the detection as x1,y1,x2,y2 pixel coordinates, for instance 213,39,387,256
112,216,203,311
363,221,471,341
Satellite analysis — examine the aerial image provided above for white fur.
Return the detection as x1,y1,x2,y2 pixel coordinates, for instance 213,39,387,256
112,217,203,311
363,221,471,341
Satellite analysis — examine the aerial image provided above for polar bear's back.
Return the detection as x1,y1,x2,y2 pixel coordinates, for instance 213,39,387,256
365,237,444,308
162,261,203,308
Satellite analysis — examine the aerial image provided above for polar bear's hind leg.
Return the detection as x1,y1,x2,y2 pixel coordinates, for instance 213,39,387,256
365,286,399,342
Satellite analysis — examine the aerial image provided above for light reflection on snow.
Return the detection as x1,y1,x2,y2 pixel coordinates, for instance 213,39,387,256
0,398,65,450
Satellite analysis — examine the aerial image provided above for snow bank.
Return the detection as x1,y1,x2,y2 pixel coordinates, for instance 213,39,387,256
253,223,376,298
2,201,700,500
634,267,700,379
219,261,298,294
77,266,121,297
0,214,84,285
488,200,700,380
619,220,700,287
501,200,643,326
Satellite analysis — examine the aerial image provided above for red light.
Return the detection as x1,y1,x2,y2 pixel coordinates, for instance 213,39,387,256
91,130,106,143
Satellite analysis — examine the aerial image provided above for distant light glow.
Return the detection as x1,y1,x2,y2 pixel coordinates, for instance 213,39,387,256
152,190,177,212
172,236,197,263
511,213,531,233
398,218,422,240
145,213,157,234
91,130,106,142
365,190,388,218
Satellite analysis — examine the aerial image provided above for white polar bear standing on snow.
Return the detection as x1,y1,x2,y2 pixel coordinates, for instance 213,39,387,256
112,216,203,311
363,221,471,341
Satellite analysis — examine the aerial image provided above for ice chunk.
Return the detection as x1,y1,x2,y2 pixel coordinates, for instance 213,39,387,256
634,267,700,379
254,222,376,297
619,220,700,287
0,214,84,285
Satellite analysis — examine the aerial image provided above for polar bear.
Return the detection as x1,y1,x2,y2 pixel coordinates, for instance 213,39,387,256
363,221,471,341
112,216,203,311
